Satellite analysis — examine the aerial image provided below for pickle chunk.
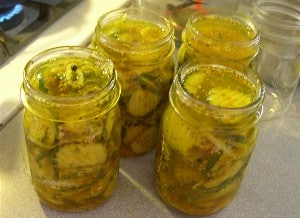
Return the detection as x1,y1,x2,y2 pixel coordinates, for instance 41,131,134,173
24,111,57,149
162,106,201,155
128,88,159,117
182,66,256,109
56,143,108,168
130,126,158,154
208,87,252,108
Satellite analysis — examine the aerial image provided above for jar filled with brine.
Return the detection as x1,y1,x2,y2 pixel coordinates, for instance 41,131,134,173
177,10,259,67
20,46,121,212
155,60,264,215
92,8,175,157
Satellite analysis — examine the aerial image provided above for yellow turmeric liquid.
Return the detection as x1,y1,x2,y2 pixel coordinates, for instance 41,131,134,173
93,13,174,157
177,15,259,66
156,65,260,215
102,17,167,44
23,55,120,212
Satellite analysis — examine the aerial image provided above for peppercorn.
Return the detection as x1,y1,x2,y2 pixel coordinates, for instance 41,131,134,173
71,65,77,71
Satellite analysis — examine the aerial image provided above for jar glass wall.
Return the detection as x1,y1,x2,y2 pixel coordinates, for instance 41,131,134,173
250,0,300,120
155,60,264,215
92,8,175,157
20,46,121,212
177,10,259,68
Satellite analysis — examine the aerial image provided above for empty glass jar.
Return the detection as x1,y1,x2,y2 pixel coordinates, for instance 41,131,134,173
21,46,121,212
250,0,300,120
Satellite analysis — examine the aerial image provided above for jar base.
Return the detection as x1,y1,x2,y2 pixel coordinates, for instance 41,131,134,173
260,88,291,121
35,183,117,212
156,183,239,216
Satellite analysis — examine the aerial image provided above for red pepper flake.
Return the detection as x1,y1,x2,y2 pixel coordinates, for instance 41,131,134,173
195,0,202,10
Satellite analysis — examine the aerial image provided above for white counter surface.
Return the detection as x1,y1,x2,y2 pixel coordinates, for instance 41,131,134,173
1,85,299,217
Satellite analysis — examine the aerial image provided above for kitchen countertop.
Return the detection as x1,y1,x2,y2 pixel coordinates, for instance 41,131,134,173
1,84,299,218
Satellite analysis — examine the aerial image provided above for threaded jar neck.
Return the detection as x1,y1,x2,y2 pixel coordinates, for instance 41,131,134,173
21,46,120,121
170,60,265,133
250,0,300,44
93,8,175,64
185,12,259,50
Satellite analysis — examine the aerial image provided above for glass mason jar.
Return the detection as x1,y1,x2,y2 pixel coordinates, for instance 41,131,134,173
250,0,300,120
177,10,259,68
92,8,175,157
20,46,121,212
155,60,264,215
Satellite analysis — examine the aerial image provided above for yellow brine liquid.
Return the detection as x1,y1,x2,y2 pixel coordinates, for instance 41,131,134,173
177,14,259,67
184,66,257,108
93,9,175,157
29,57,111,96
21,47,121,212
156,63,264,215
102,17,166,44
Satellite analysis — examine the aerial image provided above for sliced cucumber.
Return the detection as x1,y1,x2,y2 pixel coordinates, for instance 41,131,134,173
136,71,160,94
184,72,207,98
57,121,103,145
55,143,108,169
104,109,116,140
127,88,159,117
129,126,158,154
28,152,55,180
24,110,57,149
123,124,147,146
162,105,202,155
207,87,252,108
203,159,244,188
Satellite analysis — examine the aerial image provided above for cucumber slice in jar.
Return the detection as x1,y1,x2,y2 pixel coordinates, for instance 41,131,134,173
28,148,55,180
104,108,116,140
123,124,146,146
127,88,160,117
207,87,252,108
183,66,256,109
162,106,202,155
57,121,104,145
136,72,160,94
129,125,158,154
127,70,167,117
123,124,158,154
55,143,108,169
183,72,207,99
24,110,57,149
203,158,244,189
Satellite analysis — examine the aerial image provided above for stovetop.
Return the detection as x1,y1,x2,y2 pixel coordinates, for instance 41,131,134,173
0,0,81,66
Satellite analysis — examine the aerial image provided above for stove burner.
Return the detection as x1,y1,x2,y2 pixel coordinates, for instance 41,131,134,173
0,4,24,31
0,0,81,66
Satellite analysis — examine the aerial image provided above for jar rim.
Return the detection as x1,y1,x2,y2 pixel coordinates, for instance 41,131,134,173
96,7,174,51
172,60,265,114
187,12,260,47
251,1,300,42
22,46,119,107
